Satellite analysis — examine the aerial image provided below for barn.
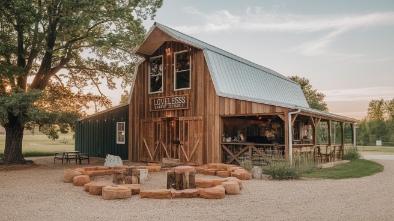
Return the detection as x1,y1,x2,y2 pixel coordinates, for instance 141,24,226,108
76,23,358,165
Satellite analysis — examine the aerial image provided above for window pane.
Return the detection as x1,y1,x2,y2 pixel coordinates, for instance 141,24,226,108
117,122,126,144
175,52,190,90
176,70,190,89
150,56,163,93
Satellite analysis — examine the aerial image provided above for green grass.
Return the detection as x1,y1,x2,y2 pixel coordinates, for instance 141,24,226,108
358,146,394,155
303,159,384,179
0,133,75,157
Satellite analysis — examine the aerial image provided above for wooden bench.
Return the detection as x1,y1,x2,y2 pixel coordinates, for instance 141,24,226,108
78,153,90,164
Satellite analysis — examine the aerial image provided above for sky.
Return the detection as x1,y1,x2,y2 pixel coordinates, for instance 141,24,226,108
115,0,394,120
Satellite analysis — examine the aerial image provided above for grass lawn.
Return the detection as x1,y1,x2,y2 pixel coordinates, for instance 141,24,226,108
358,146,394,155
0,133,75,157
303,159,384,179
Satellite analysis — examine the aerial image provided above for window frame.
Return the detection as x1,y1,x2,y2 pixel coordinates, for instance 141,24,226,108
148,55,163,94
116,122,126,144
174,50,191,91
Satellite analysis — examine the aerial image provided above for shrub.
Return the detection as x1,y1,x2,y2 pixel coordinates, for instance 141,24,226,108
263,162,300,180
240,159,253,172
343,147,360,161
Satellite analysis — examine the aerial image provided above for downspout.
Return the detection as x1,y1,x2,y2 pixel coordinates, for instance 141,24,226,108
288,109,301,166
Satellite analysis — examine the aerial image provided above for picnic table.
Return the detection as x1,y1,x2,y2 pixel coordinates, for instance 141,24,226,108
54,151,90,164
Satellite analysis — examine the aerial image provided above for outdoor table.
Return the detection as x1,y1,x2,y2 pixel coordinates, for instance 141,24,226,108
54,151,80,164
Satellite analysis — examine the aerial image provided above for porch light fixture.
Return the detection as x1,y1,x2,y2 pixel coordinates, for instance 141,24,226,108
166,48,171,56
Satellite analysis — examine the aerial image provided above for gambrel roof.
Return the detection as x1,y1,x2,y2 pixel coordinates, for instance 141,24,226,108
134,23,358,123
135,22,309,109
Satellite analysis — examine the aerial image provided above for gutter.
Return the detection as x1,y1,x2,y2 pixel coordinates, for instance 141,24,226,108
288,109,301,166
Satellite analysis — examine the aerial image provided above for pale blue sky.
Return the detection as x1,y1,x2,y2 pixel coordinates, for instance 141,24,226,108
127,0,394,120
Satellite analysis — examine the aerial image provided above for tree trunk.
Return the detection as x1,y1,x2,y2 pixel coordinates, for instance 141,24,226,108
2,114,26,164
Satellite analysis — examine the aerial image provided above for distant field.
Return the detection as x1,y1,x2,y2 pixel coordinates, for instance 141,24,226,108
0,133,75,154
357,146,394,155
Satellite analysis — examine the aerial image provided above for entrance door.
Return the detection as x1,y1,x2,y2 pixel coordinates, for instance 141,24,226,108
140,116,203,164
161,117,180,159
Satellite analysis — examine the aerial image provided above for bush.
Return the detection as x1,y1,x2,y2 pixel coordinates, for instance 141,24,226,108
263,159,317,180
343,147,360,161
240,159,253,172
263,162,300,180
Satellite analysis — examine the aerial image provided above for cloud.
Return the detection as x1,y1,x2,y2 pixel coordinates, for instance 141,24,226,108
322,87,394,102
175,7,394,59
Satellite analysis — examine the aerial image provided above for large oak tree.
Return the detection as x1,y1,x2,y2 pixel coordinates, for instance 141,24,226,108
0,0,162,164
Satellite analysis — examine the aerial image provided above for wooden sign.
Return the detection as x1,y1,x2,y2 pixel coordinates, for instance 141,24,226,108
150,95,189,111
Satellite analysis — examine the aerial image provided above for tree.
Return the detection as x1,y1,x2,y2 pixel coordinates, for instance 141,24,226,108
385,98,394,120
119,90,129,105
367,99,386,120
0,0,163,164
289,76,328,111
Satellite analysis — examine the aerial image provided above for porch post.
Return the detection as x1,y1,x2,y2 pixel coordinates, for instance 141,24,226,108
340,122,344,159
284,111,289,161
288,109,301,166
352,124,357,149
328,120,332,146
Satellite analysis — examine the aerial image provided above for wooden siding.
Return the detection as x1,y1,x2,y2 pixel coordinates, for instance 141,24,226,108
129,41,221,165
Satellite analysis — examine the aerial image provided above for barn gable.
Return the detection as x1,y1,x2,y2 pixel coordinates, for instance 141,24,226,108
135,23,309,109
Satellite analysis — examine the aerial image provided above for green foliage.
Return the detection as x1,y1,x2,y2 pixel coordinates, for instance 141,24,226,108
367,99,386,121
263,162,301,180
0,0,163,162
0,89,43,126
303,160,383,179
240,159,253,172
343,147,360,161
289,76,328,111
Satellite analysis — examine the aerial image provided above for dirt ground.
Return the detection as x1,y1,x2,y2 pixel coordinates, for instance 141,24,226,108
0,156,393,221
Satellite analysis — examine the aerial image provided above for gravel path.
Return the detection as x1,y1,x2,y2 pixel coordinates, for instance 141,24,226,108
1,157,393,221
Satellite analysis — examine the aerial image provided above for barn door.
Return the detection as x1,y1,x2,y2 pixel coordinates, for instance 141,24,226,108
140,116,203,165
161,117,179,159
140,119,161,162
178,116,203,165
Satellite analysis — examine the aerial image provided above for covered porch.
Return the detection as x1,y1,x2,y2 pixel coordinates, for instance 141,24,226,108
220,110,357,166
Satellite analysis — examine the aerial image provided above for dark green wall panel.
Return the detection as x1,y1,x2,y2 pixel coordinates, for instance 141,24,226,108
75,105,129,160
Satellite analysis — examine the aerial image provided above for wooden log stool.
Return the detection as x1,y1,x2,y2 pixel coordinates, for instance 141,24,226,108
221,181,240,195
73,175,90,186
167,166,196,190
102,185,131,200
89,182,111,195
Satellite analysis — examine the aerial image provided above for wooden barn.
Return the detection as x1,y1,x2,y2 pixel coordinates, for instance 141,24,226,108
128,22,358,165
76,23,358,165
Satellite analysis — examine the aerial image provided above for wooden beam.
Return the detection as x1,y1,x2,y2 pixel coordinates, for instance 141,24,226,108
143,138,153,161
277,114,285,122
161,141,170,158
189,138,201,162
291,114,299,125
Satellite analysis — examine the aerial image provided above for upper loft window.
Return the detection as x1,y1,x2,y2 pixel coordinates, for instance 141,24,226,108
174,51,191,90
149,55,163,93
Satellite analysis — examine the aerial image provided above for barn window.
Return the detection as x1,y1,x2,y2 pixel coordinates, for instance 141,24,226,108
116,122,126,144
149,55,163,93
174,51,191,90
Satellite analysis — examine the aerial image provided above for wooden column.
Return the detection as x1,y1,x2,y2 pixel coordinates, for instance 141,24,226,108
284,111,289,161
328,120,332,146
340,122,344,159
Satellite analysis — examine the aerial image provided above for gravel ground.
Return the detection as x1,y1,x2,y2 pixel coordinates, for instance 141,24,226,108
0,157,393,221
